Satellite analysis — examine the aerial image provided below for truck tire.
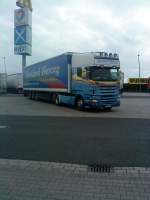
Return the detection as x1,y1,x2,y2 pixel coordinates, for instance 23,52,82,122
55,95,59,105
104,107,112,111
51,94,59,105
29,91,32,99
35,92,39,101
76,97,84,110
24,92,27,97
31,92,36,100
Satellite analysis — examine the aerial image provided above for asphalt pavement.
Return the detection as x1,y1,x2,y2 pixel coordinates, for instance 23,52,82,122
0,95,150,118
0,115,150,167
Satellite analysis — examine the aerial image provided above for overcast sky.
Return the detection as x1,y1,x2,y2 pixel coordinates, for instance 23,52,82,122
0,0,150,80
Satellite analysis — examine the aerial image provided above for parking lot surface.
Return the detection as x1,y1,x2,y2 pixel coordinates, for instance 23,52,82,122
0,93,150,119
0,93,150,199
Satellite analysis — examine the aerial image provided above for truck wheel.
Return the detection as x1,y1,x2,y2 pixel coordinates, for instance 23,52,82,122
24,92,27,97
76,97,84,110
104,107,112,111
55,95,59,105
51,94,56,104
32,92,35,100
52,94,59,105
35,92,39,101
29,92,32,99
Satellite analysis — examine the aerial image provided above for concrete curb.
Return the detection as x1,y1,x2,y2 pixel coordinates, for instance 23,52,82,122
0,159,150,176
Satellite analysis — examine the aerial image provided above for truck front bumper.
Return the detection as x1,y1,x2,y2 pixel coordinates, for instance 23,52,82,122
84,99,120,109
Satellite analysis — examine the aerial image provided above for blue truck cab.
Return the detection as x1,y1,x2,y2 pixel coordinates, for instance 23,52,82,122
24,52,121,110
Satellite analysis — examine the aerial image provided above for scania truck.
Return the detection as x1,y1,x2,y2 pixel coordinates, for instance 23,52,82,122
24,52,121,110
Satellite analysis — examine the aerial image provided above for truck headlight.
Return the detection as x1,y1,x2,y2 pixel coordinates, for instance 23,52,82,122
92,100,98,103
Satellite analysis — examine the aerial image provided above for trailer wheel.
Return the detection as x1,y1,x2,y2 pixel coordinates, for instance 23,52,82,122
51,94,56,104
29,91,32,99
31,92,35,100
24,92,27,97
55,95,59,105
51,94,59,105
35,92,39,101
76,97,84,110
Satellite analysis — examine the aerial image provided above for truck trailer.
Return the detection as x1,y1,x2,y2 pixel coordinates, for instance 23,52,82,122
0,73,7,94
24,52,121,110
7,73,23,94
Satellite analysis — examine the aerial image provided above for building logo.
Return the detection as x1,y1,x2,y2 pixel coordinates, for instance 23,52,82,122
15,8,31,27
16,9,25,21
15,27,26,44
15,25,31,45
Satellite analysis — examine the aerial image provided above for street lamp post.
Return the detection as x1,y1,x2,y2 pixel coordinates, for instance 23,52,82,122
3,57,7,75
15,0,32,91
138,54,141,78
137,54,141,92
3,57,7,93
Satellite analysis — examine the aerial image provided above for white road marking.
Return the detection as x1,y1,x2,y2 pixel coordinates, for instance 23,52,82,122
0,126,7,129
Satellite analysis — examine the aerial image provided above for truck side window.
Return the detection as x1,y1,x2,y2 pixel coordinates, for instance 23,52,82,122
77,68,82,77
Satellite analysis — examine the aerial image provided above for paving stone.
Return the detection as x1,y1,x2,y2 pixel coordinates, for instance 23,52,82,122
0,159,149,200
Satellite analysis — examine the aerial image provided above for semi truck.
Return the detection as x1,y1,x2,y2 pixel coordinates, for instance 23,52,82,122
24,52,121,110
7,73,23,94
0,73,7,94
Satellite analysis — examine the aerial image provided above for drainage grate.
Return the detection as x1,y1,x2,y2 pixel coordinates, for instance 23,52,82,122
88,164,113,173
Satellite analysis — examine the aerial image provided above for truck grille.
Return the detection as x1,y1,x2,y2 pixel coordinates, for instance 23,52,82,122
97,86,119,104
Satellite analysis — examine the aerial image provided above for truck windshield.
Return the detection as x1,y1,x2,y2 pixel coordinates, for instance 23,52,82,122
88,67,118,81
